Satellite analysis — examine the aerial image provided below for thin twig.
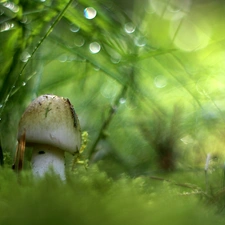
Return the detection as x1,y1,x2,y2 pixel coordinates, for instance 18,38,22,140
88,84,128,159
149,176,199,189
88,65,136,159
0,142,3,166
149,175,212,199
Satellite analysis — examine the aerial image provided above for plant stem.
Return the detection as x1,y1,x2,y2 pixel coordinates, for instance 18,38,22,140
0,0,74,118
88,83,128,159
0,143,3,166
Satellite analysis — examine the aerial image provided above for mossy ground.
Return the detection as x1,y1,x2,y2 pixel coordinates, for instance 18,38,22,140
0,166,224,225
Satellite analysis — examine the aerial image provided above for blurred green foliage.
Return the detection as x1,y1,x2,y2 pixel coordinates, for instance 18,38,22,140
0,166,224,225
1,0,225,222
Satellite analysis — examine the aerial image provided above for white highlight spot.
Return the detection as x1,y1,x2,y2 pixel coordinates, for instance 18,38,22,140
84,7,97,20
154,75,167,88
124,22,136,34
89,42,101,54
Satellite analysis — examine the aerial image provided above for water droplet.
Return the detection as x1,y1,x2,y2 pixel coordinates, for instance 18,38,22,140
3,2,19,13
21,16,29,24
67,55,77,62
84,7,97,19
0,22,14,32
20,51,31,62
0,104,3,108
154,75,167,88
111,57,120,64
89,42,101,54
119,98,126,104
134,36,146,47
124,22,135,34
110,52,121,64
93,66,100,71
74,36,85,47
22,82,26,86
70,24,80,33
58,54,67,62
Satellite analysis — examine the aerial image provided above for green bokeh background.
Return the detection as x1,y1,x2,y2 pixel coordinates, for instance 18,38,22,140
1,0,225,223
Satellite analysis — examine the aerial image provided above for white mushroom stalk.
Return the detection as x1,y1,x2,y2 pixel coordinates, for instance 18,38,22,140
14,94,82,180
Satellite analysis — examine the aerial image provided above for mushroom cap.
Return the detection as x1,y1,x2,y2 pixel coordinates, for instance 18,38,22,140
18,95,81,154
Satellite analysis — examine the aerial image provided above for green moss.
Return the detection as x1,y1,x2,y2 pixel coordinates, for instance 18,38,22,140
0,167,224,225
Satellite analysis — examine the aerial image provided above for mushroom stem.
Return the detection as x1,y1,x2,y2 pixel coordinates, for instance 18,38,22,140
31,144,66,180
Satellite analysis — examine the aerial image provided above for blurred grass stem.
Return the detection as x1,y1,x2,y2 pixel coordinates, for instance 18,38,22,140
0,0,74,118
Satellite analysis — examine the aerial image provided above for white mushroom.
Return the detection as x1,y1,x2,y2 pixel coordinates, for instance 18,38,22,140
16,94,81,180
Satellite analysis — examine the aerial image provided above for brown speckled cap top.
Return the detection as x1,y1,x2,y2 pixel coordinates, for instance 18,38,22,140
18,95,81,154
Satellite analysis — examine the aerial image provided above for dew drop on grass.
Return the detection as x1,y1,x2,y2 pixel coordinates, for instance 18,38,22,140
67,55,76,62
84,7,97,19
0,22,14,32
74,36,85,47
93,66,100,71
20,51,31,62
110,52,121,64
154,75,167,88
58,54,67,62
134,36,146,47
22,82,26,86
89,42,101,54
21,16,29,24
119,98,126,104
0,104,2,108
124,22,136,34
3,2,19,13
70,24,80,33
111,57,121,64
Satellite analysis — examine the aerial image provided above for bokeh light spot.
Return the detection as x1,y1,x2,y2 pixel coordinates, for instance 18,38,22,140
74,35,85,47
119,98,126,104
124,22,136,34
170,18,211,51
84,7,97,19
20,51,31,62
58,54,67,62
134,36,146,47
154,75,167,88
150,0,191,21
70,24,80,33
0,22,14,32
3,2,19,13
89,42,101,54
